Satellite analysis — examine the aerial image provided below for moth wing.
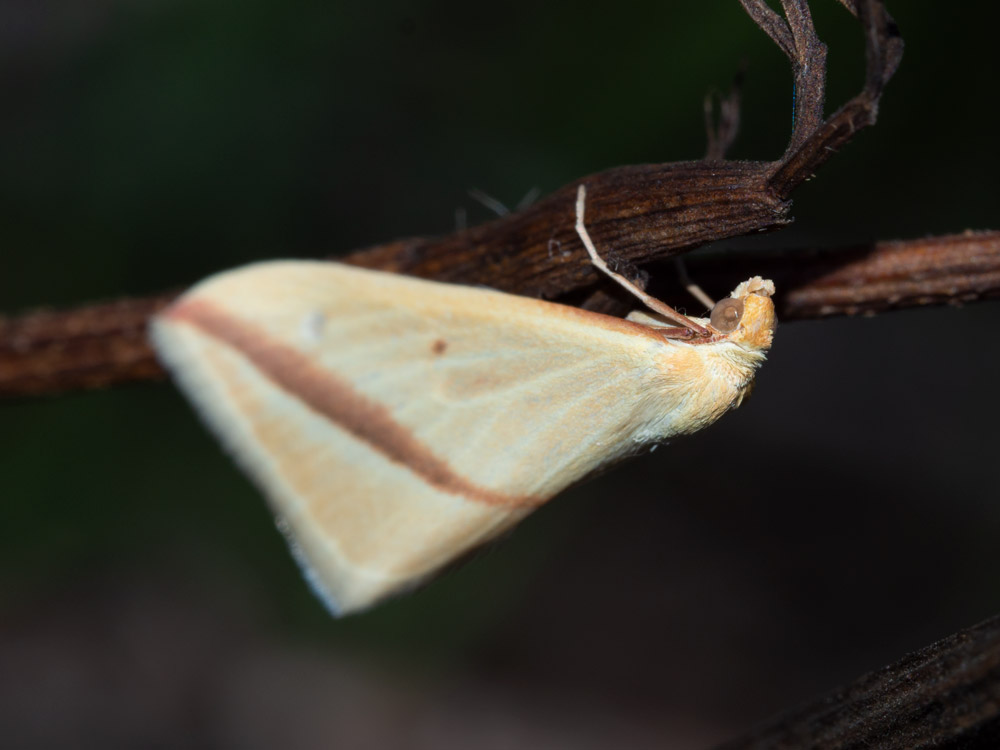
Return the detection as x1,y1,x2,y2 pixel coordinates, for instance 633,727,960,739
152,260,681,614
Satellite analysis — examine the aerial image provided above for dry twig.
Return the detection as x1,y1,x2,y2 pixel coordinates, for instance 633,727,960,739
3,231,998,399
0,1,908,399
715,613,1000,749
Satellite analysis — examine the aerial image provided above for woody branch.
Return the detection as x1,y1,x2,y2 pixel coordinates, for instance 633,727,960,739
1,0,916,399
714,612,1000,750
3,231,999,399
0,0,905,399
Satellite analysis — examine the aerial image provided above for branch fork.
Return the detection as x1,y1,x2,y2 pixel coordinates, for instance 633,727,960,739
2,1,910,396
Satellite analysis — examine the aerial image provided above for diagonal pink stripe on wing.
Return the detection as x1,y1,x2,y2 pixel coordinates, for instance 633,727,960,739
167,299,546,509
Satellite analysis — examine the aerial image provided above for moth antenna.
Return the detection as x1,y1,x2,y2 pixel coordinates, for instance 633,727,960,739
574,185,710,336
674,256,716,310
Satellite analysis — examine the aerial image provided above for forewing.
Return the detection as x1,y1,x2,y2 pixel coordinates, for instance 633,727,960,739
152,261,677,613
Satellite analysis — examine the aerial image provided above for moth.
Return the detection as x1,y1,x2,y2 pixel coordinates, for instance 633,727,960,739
151,186,777,615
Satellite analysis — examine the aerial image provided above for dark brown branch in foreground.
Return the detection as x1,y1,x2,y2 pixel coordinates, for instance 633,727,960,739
2,231,998,399
715,613,1000,750
347,160,790,300
0,0,902,397
342,0,903,289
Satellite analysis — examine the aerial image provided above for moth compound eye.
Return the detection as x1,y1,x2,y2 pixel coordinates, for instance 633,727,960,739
710,297,744,333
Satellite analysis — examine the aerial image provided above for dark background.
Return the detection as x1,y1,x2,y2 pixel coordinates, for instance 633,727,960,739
2,1,999,747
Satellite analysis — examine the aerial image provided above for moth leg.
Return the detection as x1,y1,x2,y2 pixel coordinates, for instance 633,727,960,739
574,185,710,335
516,186,541,211
674,257,716,310
468,188,509,217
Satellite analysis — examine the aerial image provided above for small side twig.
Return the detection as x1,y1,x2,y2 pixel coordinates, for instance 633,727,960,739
739,0,828,159
764,0,904,196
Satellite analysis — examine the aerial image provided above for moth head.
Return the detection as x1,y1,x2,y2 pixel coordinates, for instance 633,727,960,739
710,276,776,352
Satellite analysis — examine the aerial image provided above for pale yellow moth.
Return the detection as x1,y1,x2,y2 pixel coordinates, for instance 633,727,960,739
151,186,777,615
